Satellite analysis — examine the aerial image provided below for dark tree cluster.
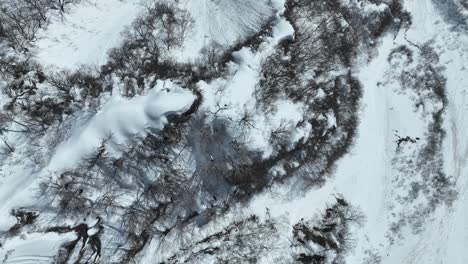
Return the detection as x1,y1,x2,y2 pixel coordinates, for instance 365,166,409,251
386,42,457,236
162,214,284,264
250,0,413,189
291,197,365,264
0,0,80,48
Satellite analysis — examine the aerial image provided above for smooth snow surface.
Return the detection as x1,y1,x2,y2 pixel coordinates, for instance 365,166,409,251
34,0,143,70
182,0,273,45
0,233,75,264
49,80,196,172
171,0,275,62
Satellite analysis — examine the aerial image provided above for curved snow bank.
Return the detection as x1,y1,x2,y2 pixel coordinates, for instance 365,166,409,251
34,0,143,70
48,81,196,172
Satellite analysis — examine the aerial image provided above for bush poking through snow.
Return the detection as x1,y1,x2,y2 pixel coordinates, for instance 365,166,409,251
385,41,458,237
291,196,365,264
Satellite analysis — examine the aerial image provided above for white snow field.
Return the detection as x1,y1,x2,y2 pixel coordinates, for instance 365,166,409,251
170,0,276,62
182,0,273,46
34,0,143,70
0,233,76,264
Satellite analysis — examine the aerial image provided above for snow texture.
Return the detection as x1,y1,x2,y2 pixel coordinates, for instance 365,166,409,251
34,0,143,70
1,0,468,263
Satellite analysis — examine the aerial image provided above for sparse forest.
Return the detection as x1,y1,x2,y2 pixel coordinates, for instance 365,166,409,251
0,0,466,263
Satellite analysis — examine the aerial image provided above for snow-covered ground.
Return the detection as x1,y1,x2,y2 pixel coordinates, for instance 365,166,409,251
170,0,276,62
0,233,75,264
247,32,409,263
1,0,468,263
34,0,143,70
381,1,468,263
48,80,195,172
249,0,468,263
33,0,276,68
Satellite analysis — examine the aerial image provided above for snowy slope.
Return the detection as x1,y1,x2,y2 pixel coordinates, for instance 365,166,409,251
249,0,468,263
0,233,76,264
0,0,468,263
170,0,276,62
34,0,143,70
378,1,468,263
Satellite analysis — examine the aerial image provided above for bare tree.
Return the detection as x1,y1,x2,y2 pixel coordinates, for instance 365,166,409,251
200,41,223,76
0,0,50,47
291,196,365,263
49,0,79,14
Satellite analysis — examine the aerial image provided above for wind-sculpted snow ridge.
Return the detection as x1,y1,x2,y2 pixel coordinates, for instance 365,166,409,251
48,80,196,172
0,0,467,263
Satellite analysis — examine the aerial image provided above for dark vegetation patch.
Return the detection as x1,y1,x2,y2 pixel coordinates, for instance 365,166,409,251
291,197,364,264
3,209,40,236
431,0,468,30
157,197,364,264
161,215,283,264
254,0,412,187
386,42,457,237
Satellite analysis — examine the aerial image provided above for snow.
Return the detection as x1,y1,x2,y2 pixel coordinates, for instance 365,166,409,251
441,48,468,264
198,8,302,158
1,0,468,262
249,0,468,263
182,0,273,46
34,0,143,70
48,80,196,172
379,1,468,263
247,34,404,262
272,18,295,41
0,233,75,264
170,0,275,62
